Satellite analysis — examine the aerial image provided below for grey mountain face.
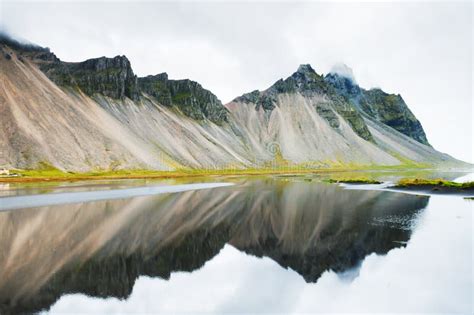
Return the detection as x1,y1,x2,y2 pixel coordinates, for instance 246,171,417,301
8,33,227,124
324,71,430,146
233,64,374,141
0,34,465,171
138,73,228,125
39,55,140,100
234,64,433,146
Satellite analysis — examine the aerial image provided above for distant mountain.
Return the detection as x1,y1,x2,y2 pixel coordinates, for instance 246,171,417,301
0,34,467,171
227,64,460,167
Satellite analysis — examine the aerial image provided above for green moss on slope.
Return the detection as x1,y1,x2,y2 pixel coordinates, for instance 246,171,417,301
138,73,228,125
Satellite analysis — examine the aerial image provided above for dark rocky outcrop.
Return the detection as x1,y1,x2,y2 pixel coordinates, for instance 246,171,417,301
137,73,172,105
316,104,340,129
234,89,276,111
273,64,330,95
39,56,140,101
324,72,361,100
360,89,429,145
325,72,430,146
138,73,228,125
234,65,331,107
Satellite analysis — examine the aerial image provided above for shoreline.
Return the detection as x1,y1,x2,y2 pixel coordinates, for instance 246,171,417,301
0,166,471,184
336,178,474,197
0,168,356,183
0,182,234,211
388,185,474,196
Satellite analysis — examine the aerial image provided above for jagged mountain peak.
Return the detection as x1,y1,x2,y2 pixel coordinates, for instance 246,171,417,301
231,62,433,145
296,64,317,75
324,63,360,99
291,64,323,83
324,72,361,99
261,63,328,98
231,63,374,141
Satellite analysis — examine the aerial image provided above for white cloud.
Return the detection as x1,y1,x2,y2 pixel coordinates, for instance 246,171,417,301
329,63,357,82
1,1,472,162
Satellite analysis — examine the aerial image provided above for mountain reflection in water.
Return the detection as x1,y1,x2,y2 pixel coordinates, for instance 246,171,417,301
0,178,429,314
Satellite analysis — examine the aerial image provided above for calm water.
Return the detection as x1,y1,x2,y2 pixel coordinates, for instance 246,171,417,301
0,173,472,314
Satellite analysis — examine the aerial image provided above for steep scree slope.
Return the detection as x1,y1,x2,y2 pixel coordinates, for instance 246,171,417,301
0,36,464,171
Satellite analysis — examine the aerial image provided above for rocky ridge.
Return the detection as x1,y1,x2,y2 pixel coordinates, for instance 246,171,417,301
138,73,228,124
39,55,140,101
0,33,466,171
0,34,225,123
324,70,429,145
234,64,374,141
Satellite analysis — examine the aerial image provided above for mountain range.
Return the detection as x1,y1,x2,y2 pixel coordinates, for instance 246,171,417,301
0,34,466,171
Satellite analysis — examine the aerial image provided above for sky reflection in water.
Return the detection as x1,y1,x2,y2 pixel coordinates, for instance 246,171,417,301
0,176,471,313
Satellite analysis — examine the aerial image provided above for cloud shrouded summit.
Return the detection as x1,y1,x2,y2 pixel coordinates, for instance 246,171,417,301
329,63,357,83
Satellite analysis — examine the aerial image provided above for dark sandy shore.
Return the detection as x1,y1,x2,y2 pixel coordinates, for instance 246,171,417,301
389,185,474,197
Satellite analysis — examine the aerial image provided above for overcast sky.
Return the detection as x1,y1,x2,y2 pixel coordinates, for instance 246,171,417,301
1,1,472,163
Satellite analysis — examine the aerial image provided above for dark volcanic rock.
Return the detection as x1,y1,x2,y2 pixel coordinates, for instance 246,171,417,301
232,65,329,108
325,72,430,145
234,90,276,111
39,56,140,101
325,72,361,100
279,64,330,95
360,89,429,145
316,103,340,129
138,74,229,125
138,73,172,105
